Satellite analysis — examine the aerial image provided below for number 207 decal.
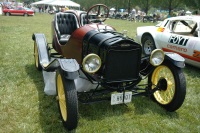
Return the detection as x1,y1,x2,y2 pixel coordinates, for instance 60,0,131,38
193,50,200,58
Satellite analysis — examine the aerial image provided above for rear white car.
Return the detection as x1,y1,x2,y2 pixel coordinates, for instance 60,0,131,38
136,16,200,68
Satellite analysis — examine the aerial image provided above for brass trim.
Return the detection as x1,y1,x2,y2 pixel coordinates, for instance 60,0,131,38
82,53,102,73
150,49,165,66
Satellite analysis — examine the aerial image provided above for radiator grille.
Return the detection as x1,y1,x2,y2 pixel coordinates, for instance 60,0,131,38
104,48,141,82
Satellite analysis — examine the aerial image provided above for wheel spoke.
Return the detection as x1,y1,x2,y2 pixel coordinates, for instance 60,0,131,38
34,43,39,67
57,74,68,121
59,95,66,109
59,94,66,101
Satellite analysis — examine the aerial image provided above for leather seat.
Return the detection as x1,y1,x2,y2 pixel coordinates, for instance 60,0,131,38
80,12,89,26
54,12,79,45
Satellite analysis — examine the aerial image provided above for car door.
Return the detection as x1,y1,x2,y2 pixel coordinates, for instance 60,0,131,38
191,21,200,66
153,19,171,49
10,7,20,15
160,19,200,66
8,9,15,15
17,7,25,15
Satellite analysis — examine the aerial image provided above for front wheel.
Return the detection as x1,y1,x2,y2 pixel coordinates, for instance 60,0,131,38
56,68,78,131
148,62,186,112
142,35,156,55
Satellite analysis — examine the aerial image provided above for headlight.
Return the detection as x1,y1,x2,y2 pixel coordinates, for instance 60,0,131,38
150,49,164,66
82,54,101,73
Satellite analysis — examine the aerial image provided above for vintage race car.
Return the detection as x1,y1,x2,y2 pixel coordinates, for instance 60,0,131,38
3,6,34,16
136,15,200,68
32,4,186,131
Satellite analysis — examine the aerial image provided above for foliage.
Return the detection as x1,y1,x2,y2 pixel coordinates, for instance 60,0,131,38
155,0,183,15
72,0,198,13
133,0,155,14
184,0,200,14
19,0,200,15
74,0,130,11
0,14,200,133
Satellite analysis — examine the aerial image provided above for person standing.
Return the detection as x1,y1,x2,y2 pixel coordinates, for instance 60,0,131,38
38,6,41,13
131,8,136,22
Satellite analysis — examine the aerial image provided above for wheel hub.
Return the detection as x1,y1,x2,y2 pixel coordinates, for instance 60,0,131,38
157,78,167,91
144,41,152,54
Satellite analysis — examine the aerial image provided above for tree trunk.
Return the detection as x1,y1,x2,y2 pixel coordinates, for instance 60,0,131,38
168,0,172,17
145,0,149,15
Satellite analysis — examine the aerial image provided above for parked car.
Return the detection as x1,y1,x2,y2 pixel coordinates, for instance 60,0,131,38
142,15,154,23
32,4,186,131
3,6,34,16
136,15,200,68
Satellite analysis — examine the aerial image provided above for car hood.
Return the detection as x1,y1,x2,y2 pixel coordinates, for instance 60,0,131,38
137,26,158,34
138,26,157,30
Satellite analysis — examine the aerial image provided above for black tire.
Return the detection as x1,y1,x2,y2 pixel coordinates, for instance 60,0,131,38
6,12,10,16
142,35,156,55
24,13,28,17
56,68,78,131
143,17,147,23
34,42,42,71
148,61,186,112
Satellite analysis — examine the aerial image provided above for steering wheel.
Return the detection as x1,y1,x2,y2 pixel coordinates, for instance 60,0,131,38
86,4,109,24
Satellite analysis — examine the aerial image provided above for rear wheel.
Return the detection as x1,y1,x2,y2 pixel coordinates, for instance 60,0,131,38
142,35,156,55
56,68,78,131
6,12,10,16
148,62,186,112
34,42,42,71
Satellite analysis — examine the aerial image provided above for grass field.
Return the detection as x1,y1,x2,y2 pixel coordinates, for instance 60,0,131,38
0,13,200,133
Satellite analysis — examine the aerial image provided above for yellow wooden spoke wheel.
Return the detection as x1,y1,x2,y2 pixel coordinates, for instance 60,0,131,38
57,74,67,121
149,62,186,112
34,42,42,71
151,65,175,105
56,68,78,131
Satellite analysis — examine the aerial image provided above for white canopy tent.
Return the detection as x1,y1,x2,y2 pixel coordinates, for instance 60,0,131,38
185,10,192,15
110,8,116,11
0,4,2,15
48,0,80,7
31,0,80,8
31,0,53,5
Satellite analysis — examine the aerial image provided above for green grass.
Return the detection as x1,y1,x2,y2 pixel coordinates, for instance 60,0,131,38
0,13,200,133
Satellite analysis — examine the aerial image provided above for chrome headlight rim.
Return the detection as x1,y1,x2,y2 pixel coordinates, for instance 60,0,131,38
150,49,165,66
82,53,102,74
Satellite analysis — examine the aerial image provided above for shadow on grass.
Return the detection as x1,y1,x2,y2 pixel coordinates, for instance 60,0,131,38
132,97,179,118
78,101,130,120
184,64,200,78
25,64,179,132
78,96,178,121
25,64,67,133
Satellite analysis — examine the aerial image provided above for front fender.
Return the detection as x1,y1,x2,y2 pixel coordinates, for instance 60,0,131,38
137,26,156,43
44,58,80,80
164,52,185,68
32,33,50,68
59,59,79,80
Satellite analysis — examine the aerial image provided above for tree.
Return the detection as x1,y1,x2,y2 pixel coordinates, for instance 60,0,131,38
184,0,200,9
156,0,182,16
184,0,200,14
73,0,132,12
131,0,154,15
